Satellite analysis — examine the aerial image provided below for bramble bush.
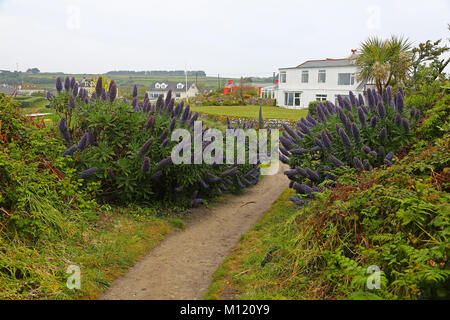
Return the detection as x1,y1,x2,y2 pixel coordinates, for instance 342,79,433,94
48,77,262,206
278,87,420,206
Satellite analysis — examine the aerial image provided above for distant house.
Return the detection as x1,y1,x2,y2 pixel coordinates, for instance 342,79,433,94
274,51,366,109
146,81,199,100
224,81,273,96
79,77,95,93
0,84,15,96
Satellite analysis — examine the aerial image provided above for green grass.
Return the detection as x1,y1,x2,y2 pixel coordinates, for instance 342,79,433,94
190,105,308,121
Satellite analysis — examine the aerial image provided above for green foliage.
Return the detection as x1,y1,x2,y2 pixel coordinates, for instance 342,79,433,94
418,94,450,139
307,100,323,116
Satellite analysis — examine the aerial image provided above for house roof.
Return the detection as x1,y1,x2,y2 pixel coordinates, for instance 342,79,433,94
147,81,196,92
0,84,15,95
280,57,358,70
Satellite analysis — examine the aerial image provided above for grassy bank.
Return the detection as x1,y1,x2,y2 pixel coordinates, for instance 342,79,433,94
190,105,308,121
0,94,185,299
205,104,450,300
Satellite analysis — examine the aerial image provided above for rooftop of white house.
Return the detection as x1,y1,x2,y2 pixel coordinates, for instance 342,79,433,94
148,81,195,92
279,54,359,70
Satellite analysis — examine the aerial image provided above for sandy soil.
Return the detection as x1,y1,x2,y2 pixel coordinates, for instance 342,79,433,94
100,164,289,300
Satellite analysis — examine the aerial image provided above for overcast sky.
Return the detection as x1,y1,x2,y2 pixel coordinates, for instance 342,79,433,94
0,0,448,77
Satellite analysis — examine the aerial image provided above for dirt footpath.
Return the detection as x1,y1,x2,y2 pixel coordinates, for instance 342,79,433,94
101,164,289,300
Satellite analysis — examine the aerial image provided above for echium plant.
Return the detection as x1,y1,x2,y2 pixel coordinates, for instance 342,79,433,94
280,87,420,206
48,77,261,207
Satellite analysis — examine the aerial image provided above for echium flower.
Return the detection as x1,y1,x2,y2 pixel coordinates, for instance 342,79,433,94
337,108,348,128
321,130,332,149
367,88,375,108
298,122,310,135
64,77,70,91
353,157,363,170
370,116,377,128
46,91,53,100
414,109,421,121
72,82,79,97
101,88,107,101
363,159,373,171
282,123,300,141
369,151,377,158
306,114,317,125
317,104,327,121
379,127,387,141
396,92,404,113
141,157,151,173
337,95,344,108
306,168,320,182
382,87,388,105
358,93,365,107
58,116,71,143
132,85,138,98
151,170,162,180
109,81,117,102
80,167,98,179
175,186,183,192
157,156,172,169
351,122,361,144
385,151,394,162
279,153,289,164
192,198,203,206
78,132,88,151
138,137,154,156
362,145,371,154
69,95,75,109
401,118,410,131
280,145,290,157
343,98,352,111
338,127,351,148
62,145,78,157
56,77,63,92
349,91,356,107
330,155,345,167
386,86,392,105
357,108,366,127
394,113,402,127
70,77,76,89
95,77,103,97
377,100,386,119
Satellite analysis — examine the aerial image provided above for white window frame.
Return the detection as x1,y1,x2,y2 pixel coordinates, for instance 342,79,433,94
177,83,184,89
301,70,309,83
338,73,355,85
155,83,161,89
316,94,327,101
284,91,301,107
280,71,286,83
318,70,326,83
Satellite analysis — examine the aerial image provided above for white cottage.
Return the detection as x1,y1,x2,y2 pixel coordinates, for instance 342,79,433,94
147,81,199,100
275,52,365,109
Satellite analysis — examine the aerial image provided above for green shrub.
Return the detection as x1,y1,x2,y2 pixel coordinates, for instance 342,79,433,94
418,94,450,139
307,100,323,116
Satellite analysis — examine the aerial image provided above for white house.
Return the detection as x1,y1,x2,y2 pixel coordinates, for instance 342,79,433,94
147,81,199,100
275,52,366,109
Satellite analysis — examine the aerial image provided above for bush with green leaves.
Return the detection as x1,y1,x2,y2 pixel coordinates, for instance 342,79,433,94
307,100,323,116
418,94,450,140
48,77,261,206
279,87,420,206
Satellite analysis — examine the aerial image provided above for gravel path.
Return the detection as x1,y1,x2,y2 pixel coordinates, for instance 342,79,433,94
101,164,288,300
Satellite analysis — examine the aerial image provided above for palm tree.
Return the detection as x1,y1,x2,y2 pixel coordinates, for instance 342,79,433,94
356,36,413,94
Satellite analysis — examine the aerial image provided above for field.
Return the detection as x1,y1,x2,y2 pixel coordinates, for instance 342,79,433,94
190,105,308,121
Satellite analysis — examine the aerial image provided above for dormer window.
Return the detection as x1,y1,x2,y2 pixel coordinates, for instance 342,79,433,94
177,83,184,89
161,83,168,89
155,83,161,89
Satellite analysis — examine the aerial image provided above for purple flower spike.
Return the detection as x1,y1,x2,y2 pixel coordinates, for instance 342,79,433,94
69,95,75,109
151,170,162,180
132,85,138,98
192,198,203,206
353,157,363,170
62,145,78,157
338,128,351,148
95,77,103,97
80,167,98,179
72,82,79,97
377,100,386,119
357,108,366,127
141,157,151,173
156,157,172,169
379,127,387,141
109,81,117,102
64,77,70,91
70,77,76,89
138,137,154,156
363,159,373,171
46,91,53,100
330,155,345,167
351,122,361,144
56,77,63,92
401,118,410,131
370,116,377,128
